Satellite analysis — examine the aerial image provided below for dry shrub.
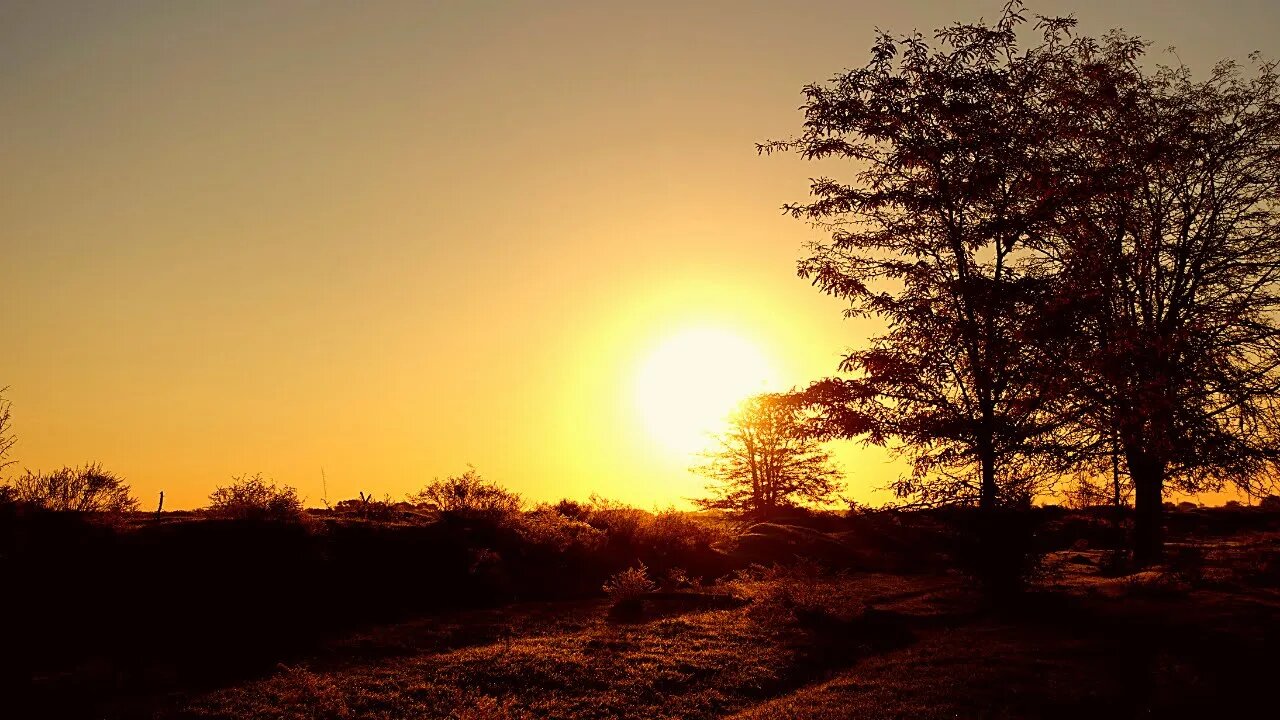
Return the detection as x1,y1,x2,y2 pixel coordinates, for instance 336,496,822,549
730,560,834,623
411,468,521,518
551,498,588,519
582,495,647,539
648,508,725,550
3,463,138,514
603,563,656,604
661,566,697,591
207,473,305,523
582,497,727,575
332,491,397,520
1233,543,1280,587
1099,548,1134,577
512,507,606,553
1164,545,1206,585
944,508,1049,597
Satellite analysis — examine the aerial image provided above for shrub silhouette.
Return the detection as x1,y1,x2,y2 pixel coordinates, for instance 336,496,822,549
333,491,396,520
603,563,656,604
410,468,521,517
207,473,304,522
3,463,138,514
513,507,606,553
945,508,1048,598
552,498,588,519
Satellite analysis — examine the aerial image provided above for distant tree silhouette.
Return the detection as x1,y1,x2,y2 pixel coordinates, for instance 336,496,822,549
762,2,1081,509
0,387,14,476
1063,472,1121,511
5,463,139,513
411,468,522,516
1039,41,1280,563
692,393,841,518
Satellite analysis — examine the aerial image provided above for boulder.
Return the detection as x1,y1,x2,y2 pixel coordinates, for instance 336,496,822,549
733,523,852,565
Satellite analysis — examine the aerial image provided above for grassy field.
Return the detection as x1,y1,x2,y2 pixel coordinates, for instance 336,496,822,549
9,506,1280,718
179,532,1280,718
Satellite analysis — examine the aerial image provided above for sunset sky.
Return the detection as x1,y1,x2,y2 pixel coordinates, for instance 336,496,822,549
3,1,1276,509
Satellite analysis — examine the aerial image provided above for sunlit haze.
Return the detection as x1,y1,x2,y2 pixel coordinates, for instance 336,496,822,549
633,326,777,456
3,1,1275,508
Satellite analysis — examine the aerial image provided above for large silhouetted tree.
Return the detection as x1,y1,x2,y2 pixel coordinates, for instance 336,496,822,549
1042,45,1280,563
693,393,842,518
762,3,1081,509
767,2,1280,563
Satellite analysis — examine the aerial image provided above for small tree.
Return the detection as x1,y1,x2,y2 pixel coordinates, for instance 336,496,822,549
5,463,139,513
693,393,842,518
410,468,521,516
207,473,305,522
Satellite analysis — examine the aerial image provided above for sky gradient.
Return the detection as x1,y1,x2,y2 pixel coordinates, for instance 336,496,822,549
3,1,1276,509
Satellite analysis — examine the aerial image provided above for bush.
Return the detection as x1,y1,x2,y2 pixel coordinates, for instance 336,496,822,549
410,468,521,517
1165,545,1206,585
552,498,588,519
602,563,656,604
581,495,648,540
3,463,138,514
661,566,697,591
648,508,723,551
737,559,829,621
1099,548,1134,577
1239,545,1280,587
207,474,305,522
945,508,1048,598
333,491,396,520
512,507,606,553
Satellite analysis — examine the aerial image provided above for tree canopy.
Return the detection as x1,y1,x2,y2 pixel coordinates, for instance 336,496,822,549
769,1,1280,561
762,2,1081,509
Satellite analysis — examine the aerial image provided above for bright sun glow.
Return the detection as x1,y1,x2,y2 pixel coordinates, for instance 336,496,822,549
633,326,778,456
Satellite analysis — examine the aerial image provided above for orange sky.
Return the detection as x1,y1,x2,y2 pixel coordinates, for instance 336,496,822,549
2,1,1275,509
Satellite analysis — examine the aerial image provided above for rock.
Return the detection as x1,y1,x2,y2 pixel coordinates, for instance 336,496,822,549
733,523,852,565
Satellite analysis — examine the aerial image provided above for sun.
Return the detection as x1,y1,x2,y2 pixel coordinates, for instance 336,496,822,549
632,326,778,456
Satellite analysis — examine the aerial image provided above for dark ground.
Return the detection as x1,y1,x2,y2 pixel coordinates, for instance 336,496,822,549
178,547,1280,719
8,507,1280,718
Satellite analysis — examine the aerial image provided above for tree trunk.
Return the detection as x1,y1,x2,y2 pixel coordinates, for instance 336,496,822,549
976,396,998,510
1129,454,1165,566
1111,433,1124,542
978,437,998,510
